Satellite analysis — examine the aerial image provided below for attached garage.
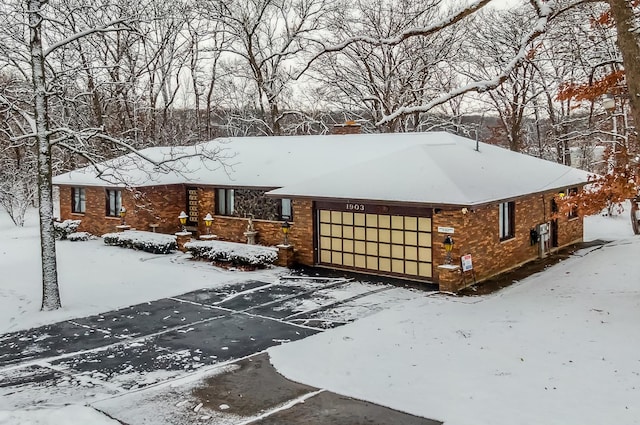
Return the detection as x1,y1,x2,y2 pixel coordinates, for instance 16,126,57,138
316,202,433,280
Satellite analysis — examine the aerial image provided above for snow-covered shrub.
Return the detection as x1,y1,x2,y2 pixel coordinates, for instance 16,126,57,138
67,232,94,242
54,219,82,240
102,231,177,254
185,240,278,267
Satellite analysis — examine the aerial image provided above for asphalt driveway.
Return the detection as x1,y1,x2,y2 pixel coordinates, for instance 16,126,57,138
0,276,439,424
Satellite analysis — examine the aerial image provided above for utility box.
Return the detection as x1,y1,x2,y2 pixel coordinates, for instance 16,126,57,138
537,222,550,258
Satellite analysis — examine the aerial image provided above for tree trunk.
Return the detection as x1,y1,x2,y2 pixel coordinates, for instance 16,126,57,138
631,198,640,235
609,0,640,139
29,0,61,311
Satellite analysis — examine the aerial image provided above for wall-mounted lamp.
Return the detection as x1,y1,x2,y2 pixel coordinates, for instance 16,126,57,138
443,235,454,265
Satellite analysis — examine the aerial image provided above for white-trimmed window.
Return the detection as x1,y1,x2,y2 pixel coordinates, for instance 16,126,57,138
105,189,122,217
499,201,515,240
216,188,235,216
71,187,86,214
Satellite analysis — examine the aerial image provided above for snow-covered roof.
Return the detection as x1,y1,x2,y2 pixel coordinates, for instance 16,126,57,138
53,132,591,207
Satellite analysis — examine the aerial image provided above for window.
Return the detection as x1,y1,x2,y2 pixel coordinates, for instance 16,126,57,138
216,188,235,215
499,201,515,240
567,187,579,219
71,187,86,214
105,189,122,217
280,198,293,221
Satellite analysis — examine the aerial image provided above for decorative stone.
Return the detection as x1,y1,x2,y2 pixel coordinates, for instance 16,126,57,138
115,225,131,232
199,234,218,240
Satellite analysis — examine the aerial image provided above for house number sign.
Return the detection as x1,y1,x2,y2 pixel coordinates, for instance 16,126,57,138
345,203,365,211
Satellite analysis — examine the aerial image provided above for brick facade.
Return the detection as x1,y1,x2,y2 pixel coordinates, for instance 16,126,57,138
58,183,582,289
59,185,186,235
58,185,312,257
432,192,583,287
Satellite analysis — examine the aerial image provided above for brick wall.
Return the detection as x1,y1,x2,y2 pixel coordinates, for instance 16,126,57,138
58,183,582,284
59,185,186,235
432,192,583,285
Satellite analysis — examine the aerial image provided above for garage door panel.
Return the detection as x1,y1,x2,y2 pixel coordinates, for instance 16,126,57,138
418,217,431,231
331,210,342,223
405,231,417,245
344,253,354,266
406,261,418,275
343,226,354,239
378,215,391,228
391,216,404,229
317,208,432,281
418,232,431,246
405,216,418,231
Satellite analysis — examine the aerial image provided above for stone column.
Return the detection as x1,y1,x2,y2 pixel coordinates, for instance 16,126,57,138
437,265,462,292
175,231,193,252
276,244,295,268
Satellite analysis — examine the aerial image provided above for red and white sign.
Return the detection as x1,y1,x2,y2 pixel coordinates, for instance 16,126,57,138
461,254,473,272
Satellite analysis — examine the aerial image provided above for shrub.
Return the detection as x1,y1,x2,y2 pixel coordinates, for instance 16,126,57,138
54,219,81,240
68,232,94,242
102,231,177,254
185,240,278,268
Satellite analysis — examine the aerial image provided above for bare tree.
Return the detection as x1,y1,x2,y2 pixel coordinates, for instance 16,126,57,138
200,0,339,136
0,0,220,310
309,0,467,133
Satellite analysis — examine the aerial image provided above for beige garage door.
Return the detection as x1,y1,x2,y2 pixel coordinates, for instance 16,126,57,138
317,207,432,279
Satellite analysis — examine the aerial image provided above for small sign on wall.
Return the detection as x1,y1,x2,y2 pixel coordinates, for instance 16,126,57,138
437,226,455,234
461,254,473,272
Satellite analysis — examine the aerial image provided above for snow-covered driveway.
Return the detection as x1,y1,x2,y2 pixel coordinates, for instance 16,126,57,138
0,276,416,411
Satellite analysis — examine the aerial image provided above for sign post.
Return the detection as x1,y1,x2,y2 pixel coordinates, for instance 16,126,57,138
460,254,476,285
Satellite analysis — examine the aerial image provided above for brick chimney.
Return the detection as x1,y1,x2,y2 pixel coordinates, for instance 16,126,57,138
332,120,362,135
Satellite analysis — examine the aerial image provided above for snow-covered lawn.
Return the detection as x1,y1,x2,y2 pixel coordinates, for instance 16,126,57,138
269,212,640,425
1,209,638,425
0,210,281,335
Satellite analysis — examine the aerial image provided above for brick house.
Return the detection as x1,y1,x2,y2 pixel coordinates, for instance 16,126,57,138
53,130,590,291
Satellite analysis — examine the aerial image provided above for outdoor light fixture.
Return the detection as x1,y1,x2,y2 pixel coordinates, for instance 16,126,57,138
120,207,127,225
178,211,188,232
281,220,291,245
443,235,454,265
204,213,213,235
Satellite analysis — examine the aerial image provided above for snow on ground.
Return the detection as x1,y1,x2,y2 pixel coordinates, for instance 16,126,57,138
0,405,119,425
1,208,639,425
0,209,281,334
269,211,640,425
